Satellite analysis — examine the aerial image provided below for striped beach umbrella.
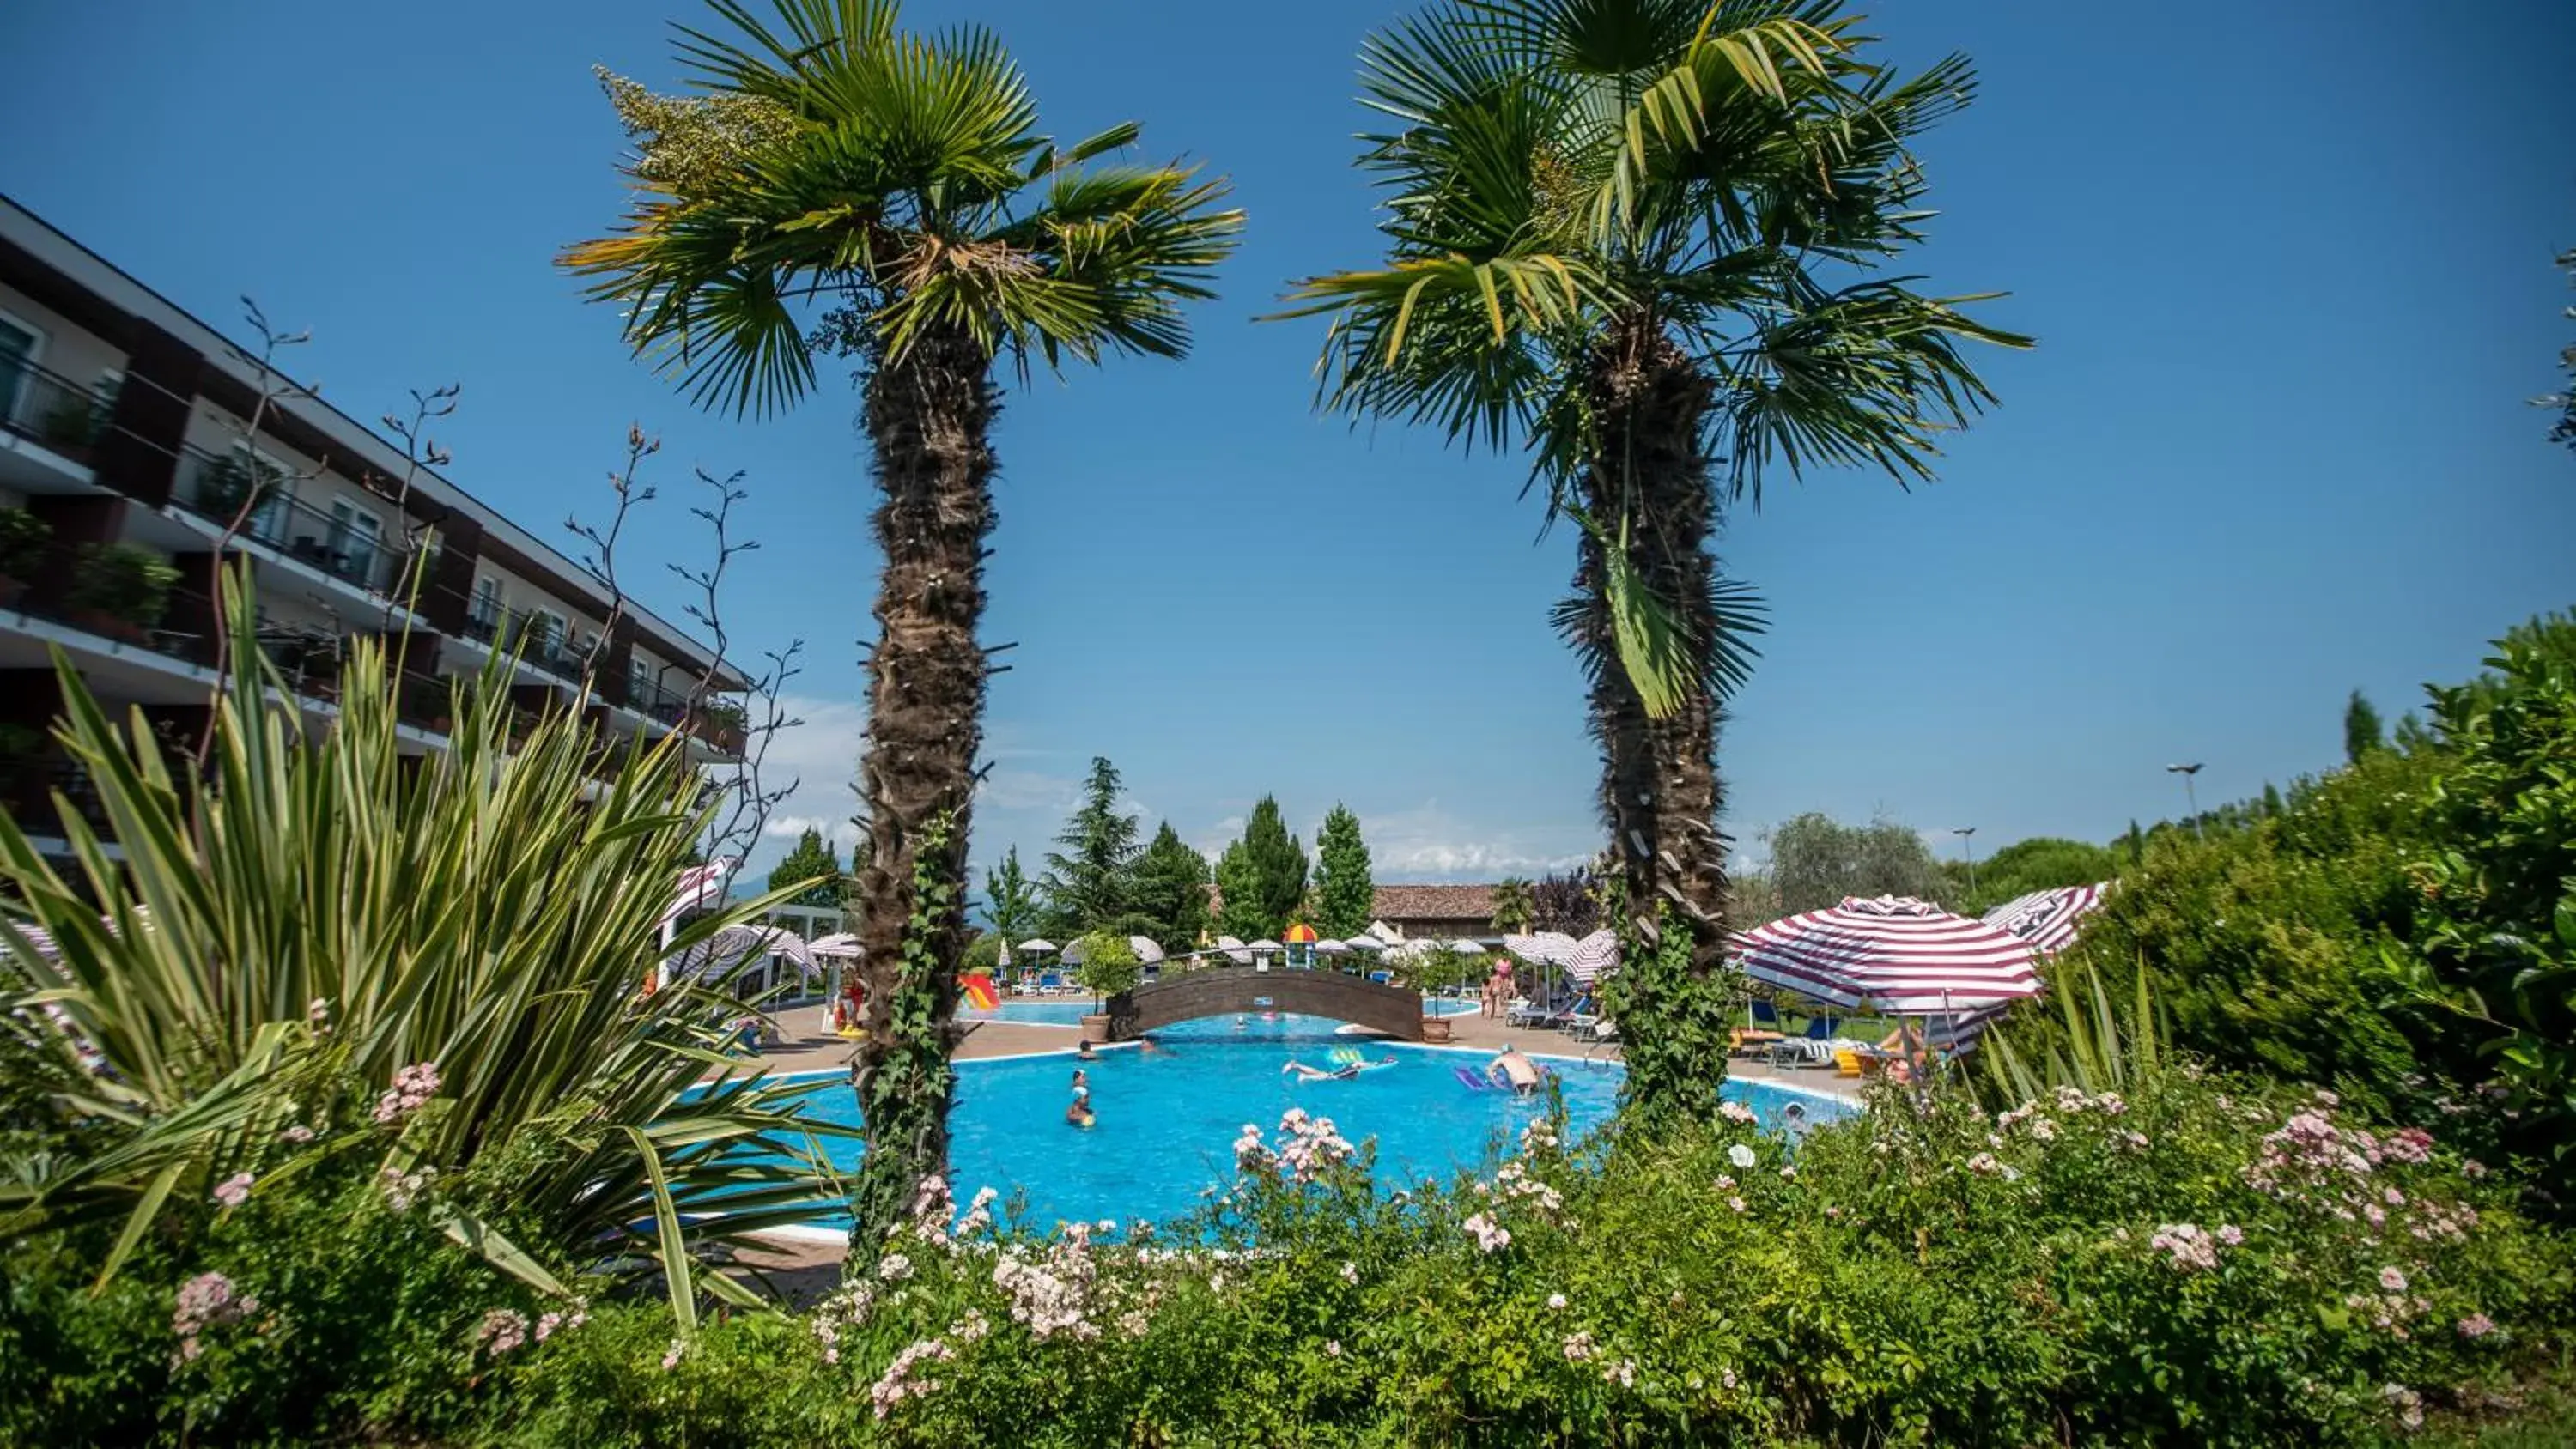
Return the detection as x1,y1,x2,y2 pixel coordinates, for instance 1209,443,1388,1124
1503,931,1583,967
1565,928,1619,985
658,858,738,926
1981,882,2112,956
1731,895,2040,1015
1283,923,1319,945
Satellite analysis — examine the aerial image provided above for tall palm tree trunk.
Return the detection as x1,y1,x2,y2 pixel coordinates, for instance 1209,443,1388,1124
1576,316,1731,972
847,322,996,1247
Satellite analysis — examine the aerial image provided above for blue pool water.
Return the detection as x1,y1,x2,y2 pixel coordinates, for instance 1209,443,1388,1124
773,1014,1845,1233
965,996,1481,1028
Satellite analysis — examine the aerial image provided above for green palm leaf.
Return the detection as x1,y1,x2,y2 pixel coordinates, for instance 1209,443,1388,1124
562,0,1241,415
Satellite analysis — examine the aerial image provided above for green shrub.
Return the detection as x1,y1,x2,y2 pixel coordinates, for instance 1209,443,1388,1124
0,506,50,580
2394,614,2576,1196
0,1133,541,1445
67,542,180,627
2058,743,2454,1122
471,1070,2571,1447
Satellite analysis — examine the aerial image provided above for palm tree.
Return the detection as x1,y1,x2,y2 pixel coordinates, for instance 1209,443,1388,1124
1286,0,2021,975
565,0,1239,1242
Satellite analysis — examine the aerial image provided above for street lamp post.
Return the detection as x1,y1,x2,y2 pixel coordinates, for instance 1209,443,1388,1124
2166,763,2205,840
1952,826,1978,897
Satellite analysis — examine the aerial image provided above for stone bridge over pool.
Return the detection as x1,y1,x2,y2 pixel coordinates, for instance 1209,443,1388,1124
1098,969,1432,1042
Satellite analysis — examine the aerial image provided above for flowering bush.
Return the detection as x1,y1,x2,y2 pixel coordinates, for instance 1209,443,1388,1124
465,1073,2571,1447
0,1146,548,1445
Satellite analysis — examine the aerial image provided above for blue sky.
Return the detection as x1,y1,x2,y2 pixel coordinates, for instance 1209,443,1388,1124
4,0,2570,888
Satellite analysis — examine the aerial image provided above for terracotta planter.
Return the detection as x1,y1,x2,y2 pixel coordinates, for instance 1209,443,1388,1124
1420,1017,1453,1044
1079,1012,1113,1040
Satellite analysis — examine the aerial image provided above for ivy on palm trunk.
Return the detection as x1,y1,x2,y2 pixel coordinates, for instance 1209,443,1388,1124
1601,894,1744,1131
847,815,963,1260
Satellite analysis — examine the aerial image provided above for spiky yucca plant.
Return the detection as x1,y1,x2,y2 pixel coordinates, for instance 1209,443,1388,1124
0,575,842,1322
1978,958,2167,1106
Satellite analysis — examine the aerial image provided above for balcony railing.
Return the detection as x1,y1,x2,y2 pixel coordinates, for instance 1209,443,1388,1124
1,537,211,669
170,446,418,596
461,604,598,686
620,672,746,757
625,670,702,725
0,355,118,463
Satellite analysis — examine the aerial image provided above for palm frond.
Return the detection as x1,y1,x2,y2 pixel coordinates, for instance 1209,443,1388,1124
568,0,1235,405
1550,508,1767,716
1712,276,2029,504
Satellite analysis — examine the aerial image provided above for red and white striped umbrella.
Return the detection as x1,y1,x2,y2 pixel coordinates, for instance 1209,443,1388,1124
1981,882,2111,956
1502,931,1582,967
1731,895,2040,1015
659,858,738,926
1565,928,1619,985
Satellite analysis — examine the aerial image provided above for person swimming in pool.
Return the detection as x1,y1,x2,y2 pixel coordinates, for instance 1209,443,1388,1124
1488,1046,1542,1097
1281,1058,1363,1082
1076,1039,1097,1061
1065,1084,1095,1128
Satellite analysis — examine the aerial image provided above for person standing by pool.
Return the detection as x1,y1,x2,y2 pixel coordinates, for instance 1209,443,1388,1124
1486,958,1513,1019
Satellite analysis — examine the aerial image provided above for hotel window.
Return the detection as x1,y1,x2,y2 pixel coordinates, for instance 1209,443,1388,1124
530,609,567,665
469,577,501,636
325,498,384,586
0,312,41,423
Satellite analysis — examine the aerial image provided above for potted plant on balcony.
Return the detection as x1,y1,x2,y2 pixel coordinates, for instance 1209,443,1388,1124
0,720,44,817
67,543,181,642
197,452,280,524
696,699,748,751
0,507,50,609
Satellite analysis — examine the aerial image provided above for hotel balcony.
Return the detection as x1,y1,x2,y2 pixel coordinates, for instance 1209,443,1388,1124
163,446,426,619
0,354,116,495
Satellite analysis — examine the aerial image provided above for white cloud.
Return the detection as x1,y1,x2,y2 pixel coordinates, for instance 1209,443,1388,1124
1357,799,1596,881
721,694,864,876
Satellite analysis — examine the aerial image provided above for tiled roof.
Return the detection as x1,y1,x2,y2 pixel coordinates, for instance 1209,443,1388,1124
1371,883,1498,923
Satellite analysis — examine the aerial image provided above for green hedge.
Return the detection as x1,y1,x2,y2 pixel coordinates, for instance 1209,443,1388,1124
471,1071,2565,1447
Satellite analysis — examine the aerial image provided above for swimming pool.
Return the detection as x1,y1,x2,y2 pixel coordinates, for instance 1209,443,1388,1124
771,1013,1845,1234
965,995,1484,1028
